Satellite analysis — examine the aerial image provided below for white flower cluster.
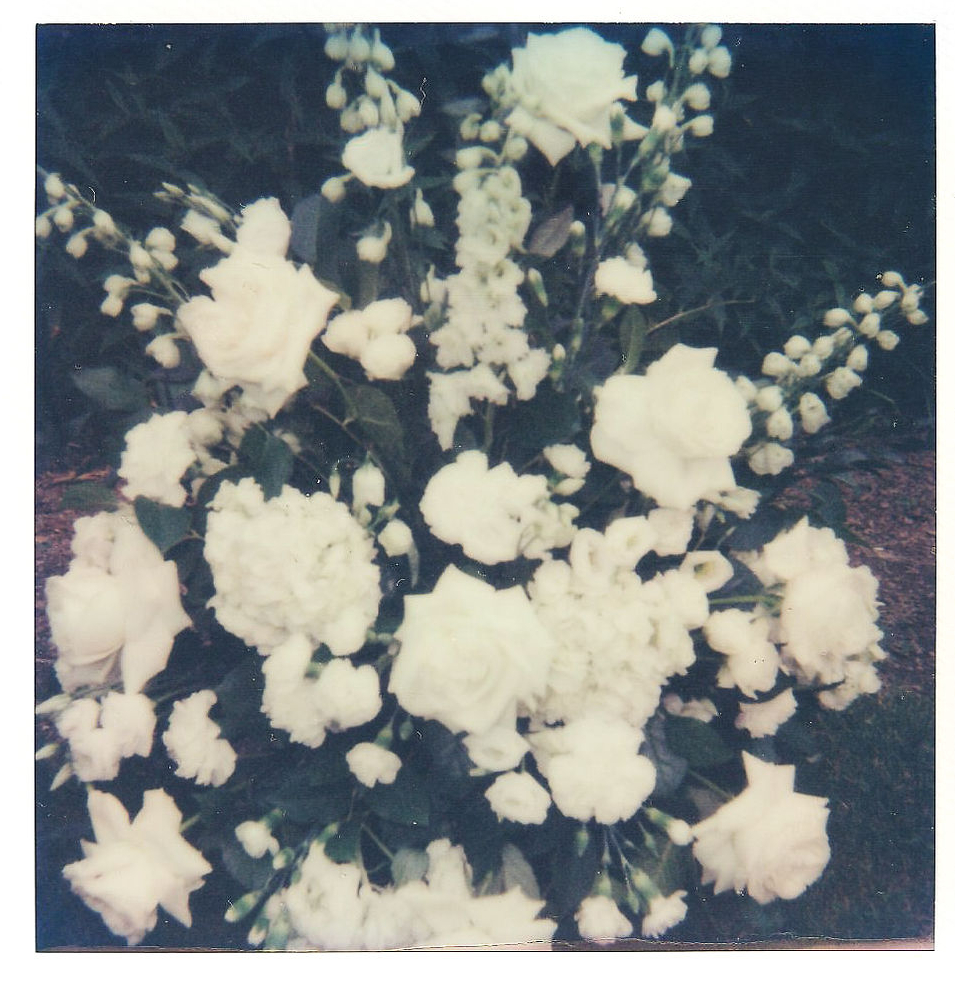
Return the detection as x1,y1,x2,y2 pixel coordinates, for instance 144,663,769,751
426,158,549,448
45,508,191,696
745,271,928,475
177,198,340,417
63,788,212,946
203,478,382,657
323,297,418,381
419,450,577,564
320,25,420,198
119,409,224,507
253,837,554,950
55,692,155,782
261,633,382,749
162,690,237,787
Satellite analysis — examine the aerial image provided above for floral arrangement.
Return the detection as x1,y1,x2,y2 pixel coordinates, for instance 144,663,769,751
35,22,932,950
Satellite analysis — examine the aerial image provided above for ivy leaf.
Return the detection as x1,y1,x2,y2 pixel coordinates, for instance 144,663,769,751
133,496,191,554
665,716,735,769
367,768,430,827
323,819,362,864
618,306,649,373
59,481,118,512
527,205,574,258
343,384,407,482
238,428,294,499
219,836,275,891
642,713,689,795
71,366,149,412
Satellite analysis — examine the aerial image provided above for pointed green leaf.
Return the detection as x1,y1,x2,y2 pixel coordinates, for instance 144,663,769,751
665,716,735,769
133,496,191,554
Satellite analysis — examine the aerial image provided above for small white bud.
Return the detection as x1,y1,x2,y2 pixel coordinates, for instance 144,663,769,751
906,309,929,326
812,334,835,359
324,32,349,61
873,289,900,309
479,119,502,144
858,312,881,338
35,215,53,238
641,28,673,57
411,189,435,227
395,89,421,121
146,335,182,369
92,209,116,235
364,67,387,100
823,307,852,327
687,114,714,137
761,351,792,378
378,519,413,557
701,25,723,50
766,406,794,441
756,385,784,412
881,270,905,288
876,329,900,350
683,83,711,111
688,49,709,74
797,353,822,377
853,292,874,313
44,172,66,200
371,39,395,72
65,232,88,258
652,104,678,132
348,31,372,65
145,226,176,252
799,392,831,433
503,134,528,161
131,302,164,331
53,206,74,232
646,80,666,103
708,46,733,78
846,344,869,371
128,241,152,271
321,175,347,203
325,80,347,109
100,295,124,317
783,334,812,359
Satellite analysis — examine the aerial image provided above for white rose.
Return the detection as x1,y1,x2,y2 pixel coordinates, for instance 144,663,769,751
778,563,882,684
346,742,402,787
575,894,632,944
485,772,552,825
590,345,752,509
342,127,415,188
389,565,554,735
46,510,191,695
62,788,212,945
692,753,830,904
176,202,339,417
505,28,638,165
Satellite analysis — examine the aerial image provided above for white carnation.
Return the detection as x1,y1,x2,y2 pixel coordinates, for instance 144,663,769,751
162,690,236,787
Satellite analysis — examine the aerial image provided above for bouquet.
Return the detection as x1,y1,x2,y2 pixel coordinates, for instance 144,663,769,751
35,22,933,950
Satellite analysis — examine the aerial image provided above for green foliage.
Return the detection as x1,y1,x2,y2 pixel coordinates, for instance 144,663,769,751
133,496,192,554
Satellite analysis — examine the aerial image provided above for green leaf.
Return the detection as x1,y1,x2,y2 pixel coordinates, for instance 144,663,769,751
367,768,429,827
343,385,407,481
71,366,149,412
618,306,649,373
238,428,294,499
263,778,352,826
220,836,275,891
665,716,735,769
133,496,191,554
58,481,117,512
323,819,362,864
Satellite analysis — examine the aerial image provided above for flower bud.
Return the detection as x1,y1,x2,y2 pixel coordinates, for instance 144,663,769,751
761,351,792,378
321,175,347,203
357,96,379,128
35,215,52,238
652,104,678,132
748,442,794,476
826,366,863,400
146,335,182,369
324,32,349,61
53,206,74,232
92,209,117,236
128,241,152,271
873,289,900,309
812,335,834,359
881,270,904,288
100,295,124,317
364,67,387,100
858,312,881,337
876,329,900,350
797,353,822,377
643,206,672,237
641,28,673,57
687,114,714,137
379,519,413,557
131,302,164,331
756,385,784,411
503,134,528,161
784,334,812,359
526,267,548,307
371,37,395,72
325,80,347,109
645,79,666,103
708,46,733,78
689,48,709,74
65,232,88,258
395,89,421,121
853,292,874,313
224,890,263,923
683,82,711,111
701,24,723,50
44,172,66,200
766,406,794,441
411,188,435,227
348,30,371,65
799,392,831,433
906,309,929,326
479,119,502,144
846,344,869,372
823,307,852,327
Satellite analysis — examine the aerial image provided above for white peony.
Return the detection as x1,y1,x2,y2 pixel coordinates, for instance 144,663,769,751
389,565,554,735
419,450,576,564
504,28,638,165
693,753,830,904
203,479,381,657
342,127,415,188
45,509,191,695
485,772,552,825
162,690,236,787
176,198,339,416
590,345,751,509
62,788,212,945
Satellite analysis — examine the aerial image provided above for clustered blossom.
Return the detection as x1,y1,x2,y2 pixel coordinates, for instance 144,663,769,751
261,634,382,749
425,157,549,448
419,450,577,564
256,837,555,950
56,692,155,782
162,690,237,787
322,297,418,381
45,508,191,696
203,478,382,657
